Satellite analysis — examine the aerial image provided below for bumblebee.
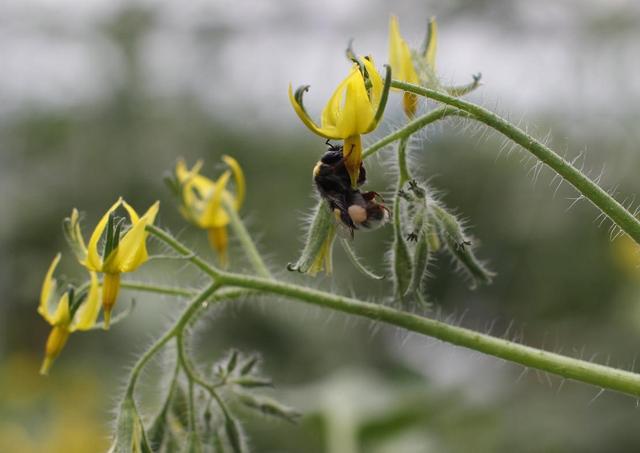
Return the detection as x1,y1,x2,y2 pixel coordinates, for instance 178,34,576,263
313,141,390,235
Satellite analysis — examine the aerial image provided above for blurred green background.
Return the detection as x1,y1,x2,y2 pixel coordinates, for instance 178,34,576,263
2,0,640,452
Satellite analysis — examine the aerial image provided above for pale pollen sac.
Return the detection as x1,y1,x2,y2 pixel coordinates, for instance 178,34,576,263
348,204,368,224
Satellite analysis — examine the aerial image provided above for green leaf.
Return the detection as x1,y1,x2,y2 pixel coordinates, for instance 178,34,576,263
237,392,302,424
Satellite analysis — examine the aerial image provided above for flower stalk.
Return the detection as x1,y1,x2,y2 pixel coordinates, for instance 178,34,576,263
391,79,640,246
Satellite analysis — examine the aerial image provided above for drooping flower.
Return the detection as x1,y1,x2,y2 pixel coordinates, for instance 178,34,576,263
388,15,438,117
38,253,101,375
289,56,391,188
70,198,159,329
175,155,245,266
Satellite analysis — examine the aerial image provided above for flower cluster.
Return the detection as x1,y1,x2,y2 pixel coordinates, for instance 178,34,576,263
39,199,158,374
39,156,248,375
173,155,245,266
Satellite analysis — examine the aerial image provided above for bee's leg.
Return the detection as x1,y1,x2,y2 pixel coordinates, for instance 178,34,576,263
361,191,384,202
406,232,419,242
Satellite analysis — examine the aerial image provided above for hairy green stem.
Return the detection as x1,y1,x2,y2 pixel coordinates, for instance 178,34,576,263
122,284,257,397
224,199,272,278
146,224,220,278
397,136,411,186
392,80,640,245
218,271,640,397
362,106,462,159
120,281,196,298
146,224,640,396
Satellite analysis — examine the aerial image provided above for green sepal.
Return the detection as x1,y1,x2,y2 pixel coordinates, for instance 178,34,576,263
432,204,495,288
239,355,259,376
370,64,392,130
445,73,482,97
163,171,181,198
62,209,87,262
226,350,239,375
287,201,335,275
339,238,385,280
392,194,413,302
236,392,302,424
111,396,152,453
224,414,244,453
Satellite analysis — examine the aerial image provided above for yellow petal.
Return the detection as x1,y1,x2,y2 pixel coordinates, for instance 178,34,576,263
288,84,342,139
425,17,438,70
222,155,245,211
339,73,374,137
320,68,355,132
199,171,231,228
85,198,123,271
122,200,140,224
106,201,159,273
388,16,419,85
71,271,101,331
49,292,71,326
176,159,203,184
38,253,61,324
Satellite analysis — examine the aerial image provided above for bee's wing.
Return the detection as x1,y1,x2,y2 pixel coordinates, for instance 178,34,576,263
321,192,355,240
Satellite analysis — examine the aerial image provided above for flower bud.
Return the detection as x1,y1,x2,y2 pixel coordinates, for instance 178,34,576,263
40,325,70,375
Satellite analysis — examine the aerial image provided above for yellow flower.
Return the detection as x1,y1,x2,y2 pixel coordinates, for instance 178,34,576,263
175,155,245,266
289,56,391,187
76,198,159,329
38,254,101,375
388,15,438,117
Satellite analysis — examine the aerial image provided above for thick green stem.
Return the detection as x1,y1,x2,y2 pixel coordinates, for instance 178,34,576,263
392,80,640,245
146,225,640,397
362,106,463,159
223,199,272,279
216,271,640,397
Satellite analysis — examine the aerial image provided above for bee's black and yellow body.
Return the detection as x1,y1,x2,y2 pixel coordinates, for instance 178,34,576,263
313,142,389,235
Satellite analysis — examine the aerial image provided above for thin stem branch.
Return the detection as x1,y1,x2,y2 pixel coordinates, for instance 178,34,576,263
397,136,411,186
362,106,463,159
120,281,196,298
223,199,272,279
146,224,220,278
392,80,640,245
123,284,247,397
